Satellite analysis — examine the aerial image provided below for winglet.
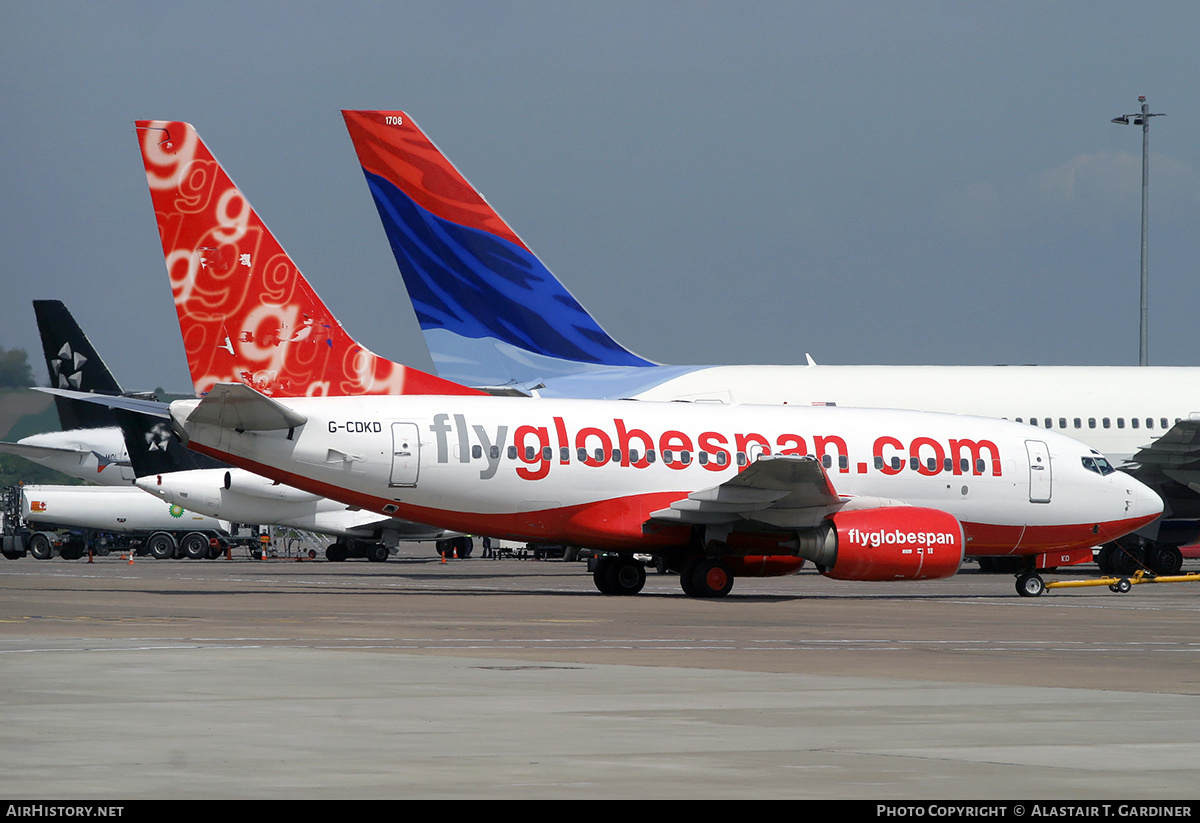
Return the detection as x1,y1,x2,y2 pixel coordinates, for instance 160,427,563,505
341,110,654,388
135,119,483,399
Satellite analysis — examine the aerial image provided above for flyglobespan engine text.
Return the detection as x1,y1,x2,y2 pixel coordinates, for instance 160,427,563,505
846,528,959,549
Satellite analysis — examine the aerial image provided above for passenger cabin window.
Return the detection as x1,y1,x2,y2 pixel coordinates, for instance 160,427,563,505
1073,418,1082,428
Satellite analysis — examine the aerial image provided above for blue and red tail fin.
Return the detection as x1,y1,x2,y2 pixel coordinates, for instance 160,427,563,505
341,110,654,390
135,120,481,399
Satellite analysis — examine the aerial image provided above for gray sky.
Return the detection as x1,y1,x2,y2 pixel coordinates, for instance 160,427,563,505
3,1,1199,394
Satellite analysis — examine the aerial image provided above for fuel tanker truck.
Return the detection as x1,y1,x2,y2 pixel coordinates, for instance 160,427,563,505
1,483,257,560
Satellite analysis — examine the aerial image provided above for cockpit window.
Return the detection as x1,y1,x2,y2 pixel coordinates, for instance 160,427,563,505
1081,455,1116,476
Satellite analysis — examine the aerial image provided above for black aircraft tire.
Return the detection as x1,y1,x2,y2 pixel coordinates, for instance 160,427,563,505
1148,545,1183,576
606,556,646,596
691,559,734,598
1015,572,1045,598
592,555,616,594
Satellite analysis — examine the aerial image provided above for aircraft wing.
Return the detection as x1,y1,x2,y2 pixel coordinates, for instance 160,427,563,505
649,454,846,529
40,384,308,432
341,514,446,541
1125,418,1200,493
0,438,132,482
0,440,92,463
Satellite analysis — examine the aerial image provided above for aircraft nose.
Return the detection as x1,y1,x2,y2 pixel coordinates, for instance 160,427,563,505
1126,474,1164,526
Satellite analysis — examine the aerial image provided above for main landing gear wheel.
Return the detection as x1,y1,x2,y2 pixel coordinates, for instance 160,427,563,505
325,542,348,562
1015,572,1045,598
1147,545,1184,576
592,555,646,595
681,558,734,598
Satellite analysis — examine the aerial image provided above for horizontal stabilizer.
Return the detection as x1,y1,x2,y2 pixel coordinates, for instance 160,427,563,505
35,387,170,418
184,383,308,432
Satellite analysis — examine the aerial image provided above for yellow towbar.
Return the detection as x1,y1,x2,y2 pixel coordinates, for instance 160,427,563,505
1043,568,1200,594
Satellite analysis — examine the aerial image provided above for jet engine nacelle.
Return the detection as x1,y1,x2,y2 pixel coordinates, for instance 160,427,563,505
802,506,964,581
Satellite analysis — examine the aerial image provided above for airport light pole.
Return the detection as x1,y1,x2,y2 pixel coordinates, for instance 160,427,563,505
1111,95,1165,366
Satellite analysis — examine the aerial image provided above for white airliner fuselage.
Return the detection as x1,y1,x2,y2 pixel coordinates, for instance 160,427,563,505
169,390,1162,595
619,364,1198,466
134,467,444,546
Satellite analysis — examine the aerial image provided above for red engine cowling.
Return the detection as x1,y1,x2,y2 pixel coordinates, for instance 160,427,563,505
823,507,964,581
